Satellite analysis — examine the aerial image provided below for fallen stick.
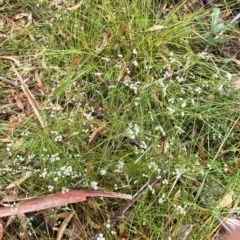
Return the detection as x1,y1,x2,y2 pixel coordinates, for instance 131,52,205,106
0,189,132,217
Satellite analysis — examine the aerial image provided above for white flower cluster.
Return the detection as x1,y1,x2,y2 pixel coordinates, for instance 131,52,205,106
122,76,141,94
126,122,140,139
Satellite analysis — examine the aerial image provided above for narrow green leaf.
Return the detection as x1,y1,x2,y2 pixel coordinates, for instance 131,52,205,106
212,8,220,26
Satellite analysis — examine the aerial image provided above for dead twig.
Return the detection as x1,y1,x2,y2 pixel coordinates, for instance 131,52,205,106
110,171,166,227
0,76,20,89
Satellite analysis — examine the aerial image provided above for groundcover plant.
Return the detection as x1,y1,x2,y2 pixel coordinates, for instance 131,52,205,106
0,0,240,239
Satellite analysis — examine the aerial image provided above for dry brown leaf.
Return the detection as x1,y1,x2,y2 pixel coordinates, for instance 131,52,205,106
15,13,29,20
173,189,181,203
147,25,166,32
14,94,24,110
5,172,32,189
198,138,208,161
88,123,107,145
0,18,5,29
87,215,101,229
15,12,32,27
57,211,74,240
95,32,112,54
217,190,234,209
0,189,132,217
11,63,46,128
87,199,105,209
34,69,45,94
71,216,88,239
11,140,23,151
67,1,83,11
71,54,81,65
220,10,232,19
233,59,240,65
117,64,127,82
162,138,169,154
6,117,19,135
179,224,194,240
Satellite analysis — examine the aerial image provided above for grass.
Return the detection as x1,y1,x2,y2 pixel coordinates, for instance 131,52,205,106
1,0,240,239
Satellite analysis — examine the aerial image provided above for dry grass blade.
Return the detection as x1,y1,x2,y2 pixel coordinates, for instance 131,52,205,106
10,62,46,128
0,56,21,66
5,172,32,189
0,189,132,217
67,1,83,11
57,211,74,240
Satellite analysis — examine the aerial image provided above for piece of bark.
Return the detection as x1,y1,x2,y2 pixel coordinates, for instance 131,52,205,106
225,227,240,240
0,189,132,217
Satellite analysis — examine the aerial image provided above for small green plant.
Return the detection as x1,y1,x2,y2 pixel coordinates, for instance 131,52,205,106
206,8,236,46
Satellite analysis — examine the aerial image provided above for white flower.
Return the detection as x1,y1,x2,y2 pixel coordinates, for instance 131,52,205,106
206,164,212,170
140,141,147,149
174,126,185,134
100,169,106,175
195,87,202,94
48,185,54,192
126,122,140,139
54,135,62,142
132,48,138,55
218,84,223,92
197,51,210,60
101,57,110,62
176,76,185,83
62,187,69,194
226,72,232,81
167,107,175,114
94,72,103,76
148,185,155,194
155,125,166,136
224,164,228,173
181,101,187,108
175,205,186,215
158,198,164,204
133,60,138,66
162,179,168,185
114,160,124,173
90,181,98,190
97,233,105,240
